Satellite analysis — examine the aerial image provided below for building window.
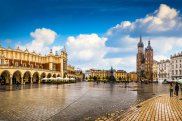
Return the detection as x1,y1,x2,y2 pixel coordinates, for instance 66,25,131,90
176,70,178,75
15,62,18,67
180,70,182,75
176,65,178,68
1,59,4,64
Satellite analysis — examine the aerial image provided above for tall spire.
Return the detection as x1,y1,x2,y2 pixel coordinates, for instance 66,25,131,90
138,35,144,47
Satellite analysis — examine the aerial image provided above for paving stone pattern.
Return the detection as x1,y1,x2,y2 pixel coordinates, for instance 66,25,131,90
0,82,169,121
97,94,182,121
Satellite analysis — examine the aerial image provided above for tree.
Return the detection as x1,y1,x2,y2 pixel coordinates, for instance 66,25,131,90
102,77,105,80
119,77,122,81
89,76,93,80
93,76,97,81
106,76,109,80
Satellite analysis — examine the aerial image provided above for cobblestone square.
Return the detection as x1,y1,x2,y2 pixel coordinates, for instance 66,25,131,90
0,82,170,121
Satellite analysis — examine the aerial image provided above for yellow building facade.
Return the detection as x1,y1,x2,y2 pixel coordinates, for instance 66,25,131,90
66,65,76,78
87,69,127,81
114,70,127,80
89,69,110,79
128,72,138,81
0,45,68,85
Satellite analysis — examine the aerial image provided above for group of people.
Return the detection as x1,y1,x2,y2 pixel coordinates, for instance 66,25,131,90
169,82,182,97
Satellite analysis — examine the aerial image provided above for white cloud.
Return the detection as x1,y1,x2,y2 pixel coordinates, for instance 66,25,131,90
65,33,135,71
107,4,182,37
66,34,107,61
17,28,62,55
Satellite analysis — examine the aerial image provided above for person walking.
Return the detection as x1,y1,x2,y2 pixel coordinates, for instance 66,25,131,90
175,82,179,96
169,82,173,97
16,81,18,89
180,83,182,95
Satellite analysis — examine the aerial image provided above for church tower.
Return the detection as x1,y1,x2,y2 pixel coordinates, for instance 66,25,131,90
145,41,153,81
136,36,145,80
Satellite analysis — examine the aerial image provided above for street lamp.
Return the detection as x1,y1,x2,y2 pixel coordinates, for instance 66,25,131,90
140,64,144,83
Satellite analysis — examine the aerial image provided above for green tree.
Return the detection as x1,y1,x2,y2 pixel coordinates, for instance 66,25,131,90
102,77,105,81
93,76,97,81
119,77,122,81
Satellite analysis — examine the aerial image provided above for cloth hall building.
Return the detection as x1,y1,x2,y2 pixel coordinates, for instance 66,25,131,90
0,45,80,85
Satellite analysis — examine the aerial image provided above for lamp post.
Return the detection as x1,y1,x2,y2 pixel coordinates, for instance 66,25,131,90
140,64,144,84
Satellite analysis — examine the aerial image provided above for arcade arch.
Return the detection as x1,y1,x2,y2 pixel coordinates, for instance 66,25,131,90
0,70,11,85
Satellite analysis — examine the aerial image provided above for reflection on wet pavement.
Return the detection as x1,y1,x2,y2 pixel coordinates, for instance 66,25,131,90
0,82,169,121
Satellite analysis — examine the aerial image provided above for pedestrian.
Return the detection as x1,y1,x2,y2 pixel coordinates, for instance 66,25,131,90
175,82,179,96
16,81,20,90
169,82,173,97
16,81,18,89
180,83,182,95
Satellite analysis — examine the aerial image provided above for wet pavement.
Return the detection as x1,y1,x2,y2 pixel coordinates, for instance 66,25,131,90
0,82,169,121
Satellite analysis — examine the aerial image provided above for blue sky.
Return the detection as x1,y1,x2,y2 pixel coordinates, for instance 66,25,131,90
1,0,182,71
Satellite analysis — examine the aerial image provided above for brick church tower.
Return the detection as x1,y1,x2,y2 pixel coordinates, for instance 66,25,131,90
136,36,153,82
145,41,153,81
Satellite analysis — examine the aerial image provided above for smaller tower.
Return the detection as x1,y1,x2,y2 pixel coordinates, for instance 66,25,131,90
61,46,68,77
145,40,153,82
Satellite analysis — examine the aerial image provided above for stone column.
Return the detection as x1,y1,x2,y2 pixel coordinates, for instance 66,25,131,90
31,76,33,84
10,75,13,86
38,76,41,84
21,76,23,85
